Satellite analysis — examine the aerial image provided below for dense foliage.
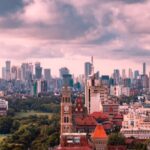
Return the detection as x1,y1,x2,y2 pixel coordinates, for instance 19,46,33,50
0,114,60,150
0,117,20,134
7,96,60,114
0,96,60,150
108,133,125,146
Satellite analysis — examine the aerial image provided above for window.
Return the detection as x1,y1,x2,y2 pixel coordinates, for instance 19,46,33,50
64,116,69,123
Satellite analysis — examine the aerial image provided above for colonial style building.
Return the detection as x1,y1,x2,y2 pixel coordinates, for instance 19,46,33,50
58,86,93,150
92,124,108,150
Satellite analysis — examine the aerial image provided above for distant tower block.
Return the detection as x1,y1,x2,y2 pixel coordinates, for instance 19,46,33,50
143,62,146,75
149,72,150,92
60,86,73,135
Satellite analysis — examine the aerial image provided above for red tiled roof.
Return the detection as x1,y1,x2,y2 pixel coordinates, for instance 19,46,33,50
103,123,112,130
57,146,92,150
125,138,134,144
113,121,122,126
108,145,127,150
75,116,97,126
113,114,123,119
92,124,108,139
90,112,109,120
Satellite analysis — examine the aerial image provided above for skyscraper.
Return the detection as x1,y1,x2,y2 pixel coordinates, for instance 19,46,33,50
11,66,18,80
44,69,51,81
134,70,139,79
59,67,69,78
128,68,133,79
84,62,92,79
122,69,126,79
113,69,120,85
143,62,146,75
2,67,6,80
21,63,33,81
35,62,42,79
5,60,11,81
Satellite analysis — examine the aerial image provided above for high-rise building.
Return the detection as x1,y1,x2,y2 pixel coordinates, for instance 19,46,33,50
11,66,18,80
149,72,150,92
122,69,126,79
17,68,22,80
113,69,120,85
44,69,51,81
63,74,74,87
37,80,42,94
143,62,146,75
59,67,69,78
134,70,139,79
101,75,109,86
41,80,48,93
2,67,6,80
128,68,133,79
85,75,109,114
35,62,42,79
84,62,92,79
5,60,11,81
21,63,33,81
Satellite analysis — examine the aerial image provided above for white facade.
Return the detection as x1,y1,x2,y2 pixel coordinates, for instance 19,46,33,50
110,85,130,97
0,99,8,116
85,77,108,114
37,80,42,94
121,107,150,139
110,85,122,97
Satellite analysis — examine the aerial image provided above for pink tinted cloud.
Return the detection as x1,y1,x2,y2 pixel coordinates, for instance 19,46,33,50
0,0,149,64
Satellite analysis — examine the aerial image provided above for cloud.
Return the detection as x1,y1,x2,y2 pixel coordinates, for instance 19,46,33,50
0,0,24,16
0,0,149,65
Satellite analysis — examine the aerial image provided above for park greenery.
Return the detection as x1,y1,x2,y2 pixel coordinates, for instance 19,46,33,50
0,95,60,150
108,133,148,150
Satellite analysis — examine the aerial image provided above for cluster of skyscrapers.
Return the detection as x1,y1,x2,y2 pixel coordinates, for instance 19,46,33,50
85,61,150,97
0,60,149,97
0,61,78,95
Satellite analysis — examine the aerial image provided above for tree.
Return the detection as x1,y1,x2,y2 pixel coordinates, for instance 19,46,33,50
0,117,13,134
108,133,125,146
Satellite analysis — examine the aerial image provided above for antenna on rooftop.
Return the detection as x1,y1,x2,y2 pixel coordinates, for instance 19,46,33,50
91,56,94,75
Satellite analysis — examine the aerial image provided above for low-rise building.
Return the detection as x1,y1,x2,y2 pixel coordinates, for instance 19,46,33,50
102,100,119,116
0,99,8,116
57,133,93,150
92,124,108,150
121,107,150,139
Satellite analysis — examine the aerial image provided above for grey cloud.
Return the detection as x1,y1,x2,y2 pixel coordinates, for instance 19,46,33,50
0,0,25,16
0,1,95,40
0,0,149,63
120,0,147,4
112,48,150,60
103,0,147,4
88,32,118,45
0,42,64,59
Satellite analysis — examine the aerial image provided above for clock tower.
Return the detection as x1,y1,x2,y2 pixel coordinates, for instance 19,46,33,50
60,86,73,134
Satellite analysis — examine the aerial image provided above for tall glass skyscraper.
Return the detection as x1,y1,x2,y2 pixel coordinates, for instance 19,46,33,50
84,62,92,79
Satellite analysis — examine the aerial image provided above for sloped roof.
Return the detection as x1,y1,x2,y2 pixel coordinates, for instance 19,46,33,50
92,124,108,139
90,112,109,120
75,116,97,126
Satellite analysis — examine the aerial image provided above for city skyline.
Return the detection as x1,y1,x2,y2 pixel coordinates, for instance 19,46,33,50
0,59,149,78
0,0,150,76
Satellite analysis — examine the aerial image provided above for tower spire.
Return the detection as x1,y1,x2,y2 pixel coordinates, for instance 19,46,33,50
91,56,94,75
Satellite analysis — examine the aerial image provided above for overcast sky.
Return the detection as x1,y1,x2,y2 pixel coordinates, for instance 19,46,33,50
0,0,150,76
